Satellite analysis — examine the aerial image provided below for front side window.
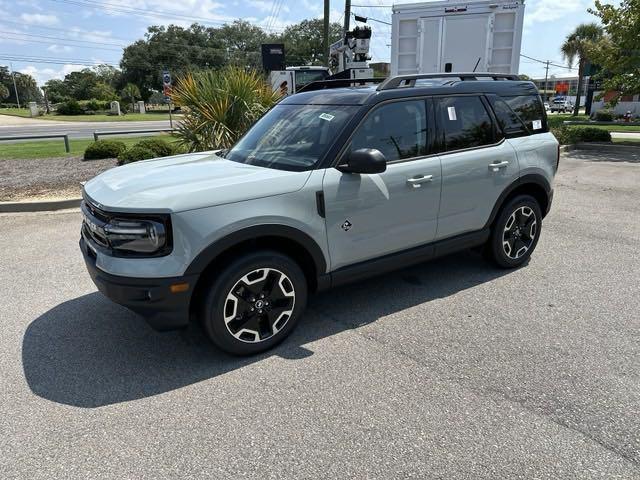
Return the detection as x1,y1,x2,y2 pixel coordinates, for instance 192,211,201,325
225,104,357,171
438,96,495,151
349,100,427,162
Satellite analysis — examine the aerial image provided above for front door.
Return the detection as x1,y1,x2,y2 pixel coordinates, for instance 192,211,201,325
322,99,442,271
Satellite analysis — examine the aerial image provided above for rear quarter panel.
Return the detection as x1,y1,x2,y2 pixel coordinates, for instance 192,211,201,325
507,132,558,186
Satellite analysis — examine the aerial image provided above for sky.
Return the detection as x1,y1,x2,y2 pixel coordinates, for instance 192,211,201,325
0,0,609,87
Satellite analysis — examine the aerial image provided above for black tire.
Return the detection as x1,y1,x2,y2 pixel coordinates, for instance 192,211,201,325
485,195,542,268
200,250,308,355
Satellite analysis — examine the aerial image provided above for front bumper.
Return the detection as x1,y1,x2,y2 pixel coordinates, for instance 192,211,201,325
80,237,198,331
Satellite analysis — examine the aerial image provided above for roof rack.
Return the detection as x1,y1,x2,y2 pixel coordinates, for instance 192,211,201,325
297,78,384,93
376,73,522,91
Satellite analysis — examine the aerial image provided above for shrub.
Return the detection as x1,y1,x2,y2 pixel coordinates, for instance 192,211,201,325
56,99,83,115
83,140,127,160
134,138,175,157
83,99,103,112
171,66,279,152
593,109,614,122
117,145,156,165
551,125,611,144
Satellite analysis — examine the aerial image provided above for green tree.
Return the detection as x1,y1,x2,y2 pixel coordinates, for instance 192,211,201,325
280,19,343,66
43,79,68,103
560,23,603,116
121,82,141,111
90,82,118,101
588,0,640,104
0,67,42,104
0,83,9,102
120,24,227,96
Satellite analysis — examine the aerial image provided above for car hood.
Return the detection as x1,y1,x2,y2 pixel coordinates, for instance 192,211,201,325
83,151,313,213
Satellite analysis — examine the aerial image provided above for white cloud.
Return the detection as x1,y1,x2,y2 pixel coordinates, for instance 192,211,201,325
68,27,114,43
47,44,73,53
19,64,87,86
19,13,60,26
525,0,587,26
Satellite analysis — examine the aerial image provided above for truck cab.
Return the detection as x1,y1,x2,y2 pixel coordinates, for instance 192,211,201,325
269,66,331,96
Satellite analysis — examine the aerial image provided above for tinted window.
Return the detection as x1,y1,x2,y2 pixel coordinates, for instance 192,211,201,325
349,100,427,162
488,97,528,137
438,96,495,151
503,95,547,132
226,104,356,171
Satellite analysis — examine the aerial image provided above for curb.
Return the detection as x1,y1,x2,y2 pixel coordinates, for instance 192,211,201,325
561,143,640,153
0,197,82,213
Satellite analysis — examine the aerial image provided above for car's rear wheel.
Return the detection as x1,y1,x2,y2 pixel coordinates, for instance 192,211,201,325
200,250,307,355
486,195,542,268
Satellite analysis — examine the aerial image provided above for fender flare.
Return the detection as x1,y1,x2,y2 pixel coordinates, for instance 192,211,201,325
184,224,328,277
484,174,552,229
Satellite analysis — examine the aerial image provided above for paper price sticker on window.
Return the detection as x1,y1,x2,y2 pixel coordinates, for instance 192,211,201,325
532,119,542,130
447,106,457,121
319,113,335,121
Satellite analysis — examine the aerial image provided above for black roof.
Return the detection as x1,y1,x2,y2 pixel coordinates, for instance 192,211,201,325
280,79,539,107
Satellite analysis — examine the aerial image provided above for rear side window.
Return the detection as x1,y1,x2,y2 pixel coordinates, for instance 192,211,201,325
487,97,528,137
502,95,547,133
437,96,495,151
349,99,427,162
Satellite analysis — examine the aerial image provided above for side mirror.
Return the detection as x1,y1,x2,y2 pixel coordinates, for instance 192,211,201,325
338,148,387,174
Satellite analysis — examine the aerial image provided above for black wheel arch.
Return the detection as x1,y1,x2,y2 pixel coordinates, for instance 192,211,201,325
484,174,552,230
185,224,328,297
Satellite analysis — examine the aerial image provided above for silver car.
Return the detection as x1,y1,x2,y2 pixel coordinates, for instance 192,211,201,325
80,73,559,355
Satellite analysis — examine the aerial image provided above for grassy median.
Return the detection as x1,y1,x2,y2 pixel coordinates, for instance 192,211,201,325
0,134,178,160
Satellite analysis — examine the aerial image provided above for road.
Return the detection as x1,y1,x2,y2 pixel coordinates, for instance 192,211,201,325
1,151,640,479
0,117,174,139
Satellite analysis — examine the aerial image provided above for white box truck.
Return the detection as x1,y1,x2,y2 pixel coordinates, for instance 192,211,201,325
391,0,525,76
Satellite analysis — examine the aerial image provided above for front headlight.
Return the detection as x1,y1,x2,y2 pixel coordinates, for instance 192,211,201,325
103,217,170,255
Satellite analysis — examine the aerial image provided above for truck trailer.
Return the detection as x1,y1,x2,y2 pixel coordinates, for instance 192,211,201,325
390,0,526,76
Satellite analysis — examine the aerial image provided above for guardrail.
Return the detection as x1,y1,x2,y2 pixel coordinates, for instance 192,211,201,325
0,134,70,152
93,128,175,141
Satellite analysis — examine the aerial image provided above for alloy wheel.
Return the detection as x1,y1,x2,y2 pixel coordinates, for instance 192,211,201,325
502,206,537,259
223,268,295,343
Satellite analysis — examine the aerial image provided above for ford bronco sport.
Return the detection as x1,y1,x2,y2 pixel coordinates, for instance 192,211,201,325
80,73,559,355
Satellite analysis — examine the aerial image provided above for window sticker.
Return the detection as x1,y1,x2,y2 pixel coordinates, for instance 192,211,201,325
532,119,542,130
319,113,335,121
447,106,457,121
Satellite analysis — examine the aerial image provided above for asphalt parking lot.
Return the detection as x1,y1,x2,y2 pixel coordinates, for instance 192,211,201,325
1,150,639,479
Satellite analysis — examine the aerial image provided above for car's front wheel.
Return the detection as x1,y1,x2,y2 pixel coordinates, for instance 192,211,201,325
486,195,542,268
200,250,308,355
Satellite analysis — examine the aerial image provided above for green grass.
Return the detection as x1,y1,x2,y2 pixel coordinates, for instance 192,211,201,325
612,138,640,144
0,134,179,160
0,108,32,118
0,109,178,122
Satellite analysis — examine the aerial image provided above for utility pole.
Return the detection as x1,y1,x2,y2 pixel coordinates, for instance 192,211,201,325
9,62,20,108
543,60,550,102
323,0,330,67
343,0,351,40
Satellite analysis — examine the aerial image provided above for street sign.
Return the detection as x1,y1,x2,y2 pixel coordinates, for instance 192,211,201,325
162,70,171,87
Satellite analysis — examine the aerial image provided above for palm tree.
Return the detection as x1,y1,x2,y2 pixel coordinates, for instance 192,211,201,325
560,23,603,116
121,83,141,112
171,66,279,151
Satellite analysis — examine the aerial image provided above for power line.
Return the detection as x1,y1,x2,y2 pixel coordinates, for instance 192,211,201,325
48,0,287,32
351,11,392,26
520,53,576,71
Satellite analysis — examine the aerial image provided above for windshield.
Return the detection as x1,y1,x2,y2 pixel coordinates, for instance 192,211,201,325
225,104,357,171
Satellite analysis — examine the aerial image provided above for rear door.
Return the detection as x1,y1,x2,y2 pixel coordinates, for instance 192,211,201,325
434,95,519,239
322,98,442,270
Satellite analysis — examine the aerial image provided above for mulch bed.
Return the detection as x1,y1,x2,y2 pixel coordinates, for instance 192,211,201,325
0,156,117,202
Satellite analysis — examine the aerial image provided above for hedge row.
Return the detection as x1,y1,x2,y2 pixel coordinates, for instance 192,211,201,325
551,125,612,145
83,138,179,164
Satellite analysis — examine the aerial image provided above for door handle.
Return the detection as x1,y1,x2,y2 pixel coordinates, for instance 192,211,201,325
488,161,509,172
407,174,433,188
